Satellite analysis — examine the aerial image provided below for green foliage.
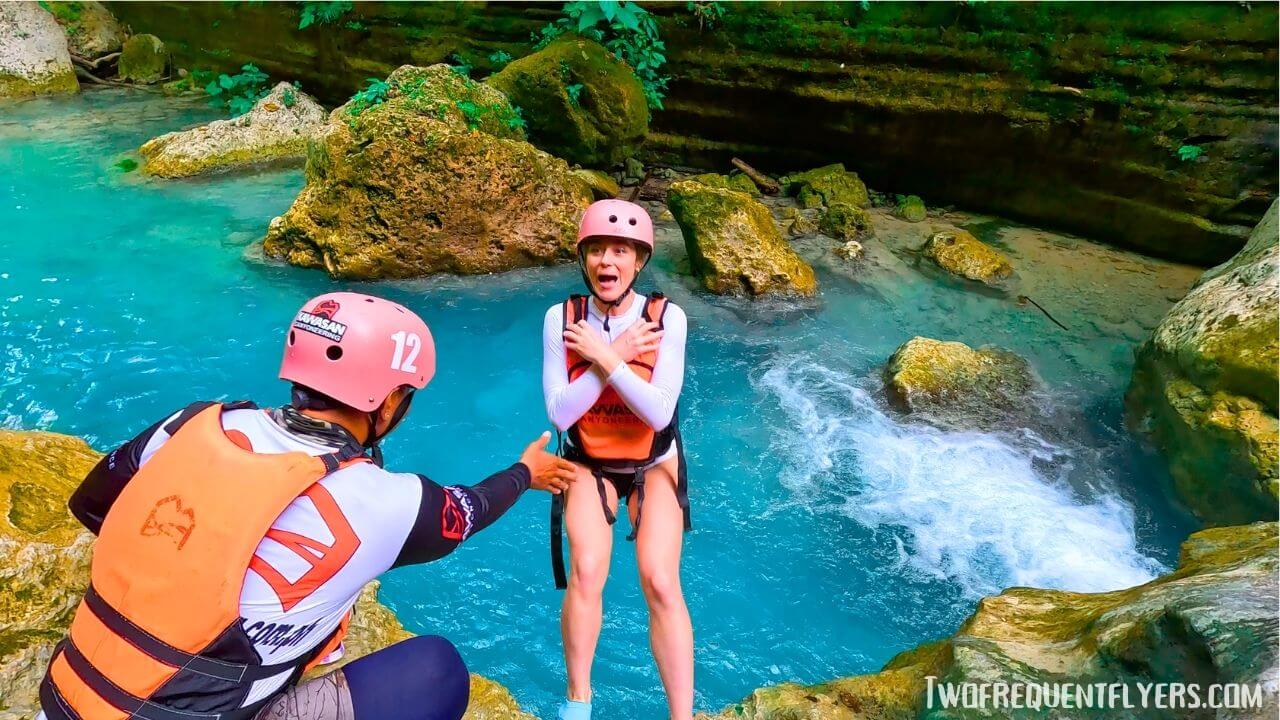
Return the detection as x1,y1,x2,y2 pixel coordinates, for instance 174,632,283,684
1177,144,1204,162
448,53,473,78
281,85,297,108
455,99,526,132
298,1,352,30
488,50,514,67
566,82,584,107
204,64,272,116
39,1,83,32
534,1,669,110
344,72,526,135
346,77,391,125
344,20,367,31
685,1,725,31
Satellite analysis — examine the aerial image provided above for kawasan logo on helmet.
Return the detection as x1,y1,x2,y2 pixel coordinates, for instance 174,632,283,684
294,299,348,342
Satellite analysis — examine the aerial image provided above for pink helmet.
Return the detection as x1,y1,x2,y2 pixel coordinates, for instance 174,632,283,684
577,199,654,253
280,292,435,412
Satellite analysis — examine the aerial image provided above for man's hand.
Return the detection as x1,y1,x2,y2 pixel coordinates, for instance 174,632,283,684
519,432,575,494
611,320,663,363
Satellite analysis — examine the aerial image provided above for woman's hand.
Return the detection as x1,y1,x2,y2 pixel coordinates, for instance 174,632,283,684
611,321,664,363
564,320,623,375
519,432,576,494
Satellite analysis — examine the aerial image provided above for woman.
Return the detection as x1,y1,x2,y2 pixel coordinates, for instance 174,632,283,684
543,199,693,720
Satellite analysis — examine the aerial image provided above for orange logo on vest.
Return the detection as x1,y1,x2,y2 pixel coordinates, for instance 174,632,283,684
139,495,195,549
248,483,361,612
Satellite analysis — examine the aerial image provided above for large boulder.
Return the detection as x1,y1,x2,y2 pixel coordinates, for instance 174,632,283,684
263,64,591,279
885,336,1035,428
117,32,168,84
667,180,817,297
42,1,125,58
0,2,78,99
1127,200,1279,525
704,522,1280,720
140,82,328,178
0,428,535,719
895,194,927,222
920,229,1014,286
783,163,869,210
486,36,647,168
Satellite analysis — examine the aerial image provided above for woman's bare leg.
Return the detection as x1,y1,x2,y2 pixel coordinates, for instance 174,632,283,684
631,457,693,720
562,464,618,703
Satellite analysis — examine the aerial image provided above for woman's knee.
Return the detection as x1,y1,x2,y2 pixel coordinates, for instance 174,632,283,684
569,552,610,595
638,565,682,610
344,635,470,720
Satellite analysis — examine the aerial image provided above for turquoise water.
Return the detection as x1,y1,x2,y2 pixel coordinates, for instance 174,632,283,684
2,89,1199,718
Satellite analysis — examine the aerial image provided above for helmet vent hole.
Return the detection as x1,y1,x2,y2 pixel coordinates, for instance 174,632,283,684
326,345,343,361
628,217,637,226
288,330,296,346
608,215,617,223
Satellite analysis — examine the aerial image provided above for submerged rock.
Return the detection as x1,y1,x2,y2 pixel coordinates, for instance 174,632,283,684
818,202,871,241
834,240,864,261
1128,199,1279,525
140,83,328,178
704,521,1279,720
0,428,535,719
0,1,78,99
264,64,589,279
118,32,169,84
667,180,817,297
43,1,125,58
921,229,1014,286
690,172,761,197
486,36,647,168
895,194,927,222
783,163,869,210
885,336,1034,427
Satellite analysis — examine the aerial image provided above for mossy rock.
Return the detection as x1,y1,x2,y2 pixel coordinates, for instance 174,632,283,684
340,64,526,141
885,337,1035,428
895,194,927,222
667,180,816,297
118,33,170,84
818,202,871,241
571,168,619,200
264,105,590,279
920,229,1014,286
783,163,869,209
140,82,328,178
703,522,1280,719
44,1,125,58
486,36,647,168
1127,200,1279,525
689,172,760,197
0,2,79,99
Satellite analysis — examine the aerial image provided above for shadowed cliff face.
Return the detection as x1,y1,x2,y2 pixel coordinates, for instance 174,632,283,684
107,1,1277,265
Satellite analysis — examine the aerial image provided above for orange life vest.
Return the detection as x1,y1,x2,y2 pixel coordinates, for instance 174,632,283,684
564,292,674,465
41,403,363,720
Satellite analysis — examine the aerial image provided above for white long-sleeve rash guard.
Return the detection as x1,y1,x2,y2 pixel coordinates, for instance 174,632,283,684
542,293,687,437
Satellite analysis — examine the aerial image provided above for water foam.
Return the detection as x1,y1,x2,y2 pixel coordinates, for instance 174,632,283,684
756,355,1166,597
